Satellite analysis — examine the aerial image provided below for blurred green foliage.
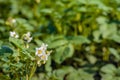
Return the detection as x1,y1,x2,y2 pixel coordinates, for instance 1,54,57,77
0,0,120,80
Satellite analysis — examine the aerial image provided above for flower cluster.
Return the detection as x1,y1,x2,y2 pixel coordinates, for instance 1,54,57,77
10,31,51,65
23,32,32,43
35,43,51,64
9,31,51,66
10,31,19,38
6,17,16,27
10,31,33,43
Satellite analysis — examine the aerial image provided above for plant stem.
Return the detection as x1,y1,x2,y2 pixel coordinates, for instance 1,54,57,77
26,74,28,80
29,62,37,80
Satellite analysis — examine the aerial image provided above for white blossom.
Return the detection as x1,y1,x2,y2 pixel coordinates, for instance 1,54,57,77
11,19,16,23
10,31,19,38
35,47,45,57
35,43,50,63
40,54,48,61
24,32,32,43
35,43,48,56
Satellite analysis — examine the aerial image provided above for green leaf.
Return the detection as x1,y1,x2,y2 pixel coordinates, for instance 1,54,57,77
45,56,52,72
109,48,120,60
93,30,101,42
40,9,53,14
61,44,74,62
53,66,75,80
0,74,10,80
101,64,116,75
9,37,24,50
52,45,66,64
10,62,23,68
52,44,74,64
2,63,10,73
0,41,3,46
66,69,93,80
110,34,120,43
101,74,113,80
0,46,13,56
86,54,97,64
9,37,34,60
34,39,43,46
67,36,90,44
1,46,13,54
48,39,68,48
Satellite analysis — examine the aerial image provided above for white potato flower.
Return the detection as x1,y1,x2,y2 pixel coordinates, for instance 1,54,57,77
35,43,48,56
11,19,16,23
24,32,32,43
40,54,48,61
35,43,51,64
10,31,19,38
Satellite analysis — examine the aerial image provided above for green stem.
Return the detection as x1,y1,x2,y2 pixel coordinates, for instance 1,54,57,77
26,74,28,80
29,62,37,80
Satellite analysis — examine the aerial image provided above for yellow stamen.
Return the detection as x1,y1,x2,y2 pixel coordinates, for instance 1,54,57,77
38,50,42,54
41,55,46,59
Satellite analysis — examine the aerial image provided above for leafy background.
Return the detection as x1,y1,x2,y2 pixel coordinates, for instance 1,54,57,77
0,0,120,80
